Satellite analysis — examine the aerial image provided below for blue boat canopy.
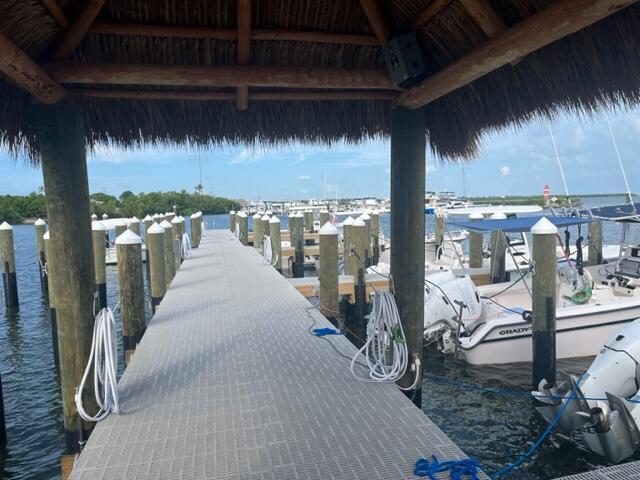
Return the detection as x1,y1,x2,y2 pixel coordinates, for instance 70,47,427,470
585,203,640,222
449,215,592,233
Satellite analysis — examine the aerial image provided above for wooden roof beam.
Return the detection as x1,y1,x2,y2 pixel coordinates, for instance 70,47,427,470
460,0,506,38
397,0,638,109
89,22,381,46
53,0,105,59
412,0,452,29
359,0,391,43
42,63,397,90
236,0,251,110
0,33,66,103
69,89,397,101
42,0,69,29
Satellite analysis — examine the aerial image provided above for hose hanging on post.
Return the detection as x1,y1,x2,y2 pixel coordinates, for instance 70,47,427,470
181,233,192,260
263,236,272,266
75,307,119,423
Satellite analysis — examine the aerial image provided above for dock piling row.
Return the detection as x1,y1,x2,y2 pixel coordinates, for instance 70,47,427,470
160,220,175,288
468,212,484,269
319,222,339,320
34,218,48,293
0,222,18,309
92,221,108,310
146,223,166,313
269,216,282,272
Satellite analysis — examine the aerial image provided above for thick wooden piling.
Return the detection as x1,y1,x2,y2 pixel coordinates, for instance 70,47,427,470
229,210,236,232
35,218,48,293
261,214,271,251
160,220,176,288
0,372,5,447
351,218,368,339
531,217,558,389
35,102,97,454
238,212,248,245
291,213,305,278
304,210,314,232
490,212,507,284
252,213,263,250
468,212,484,269
390,106,425,402
0,222,18,309
146,222,166,313
190,212,202,248
342,216,355,275
269,216,282,272
115,220,127,239
116,230,146,364
143,215,153,237
434,210,444,259
129,216,140,235
588,220,603,265
91,214,97,222
370,210,380,265
319,222,339,320
360,212,371,267
319,209,329,227
102,213,109,221
171,216,184,266
43,231,60,371
92,221,108,310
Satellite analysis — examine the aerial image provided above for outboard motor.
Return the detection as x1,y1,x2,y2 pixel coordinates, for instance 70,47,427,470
533,319,640,462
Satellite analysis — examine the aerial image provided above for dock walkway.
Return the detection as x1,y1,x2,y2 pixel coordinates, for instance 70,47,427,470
556,462,640,479
70,229,476,479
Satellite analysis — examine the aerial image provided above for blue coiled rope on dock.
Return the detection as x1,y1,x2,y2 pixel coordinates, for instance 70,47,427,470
414,456,481,479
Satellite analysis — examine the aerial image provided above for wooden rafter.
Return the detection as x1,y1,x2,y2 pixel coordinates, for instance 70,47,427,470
53,0,105,59
0,33,66,103
397,0,638,109
69,89,397,101
359,0,391,43
236,0,251,110
412,0,452,29
460,0,506,38
88,22,381,46
42,0,69,29
42,63,397,90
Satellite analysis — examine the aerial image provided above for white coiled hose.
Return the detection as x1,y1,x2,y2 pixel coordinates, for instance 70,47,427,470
75,307,119,422
234,222,240,237
350,291,420,391
181,233,192,260
263,236,272,266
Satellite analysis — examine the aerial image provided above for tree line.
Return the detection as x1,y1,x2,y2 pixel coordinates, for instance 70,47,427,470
0,191,241,224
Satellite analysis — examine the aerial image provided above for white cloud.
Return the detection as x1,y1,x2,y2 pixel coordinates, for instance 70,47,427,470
570,126,586,151
290,154,306,165
298,174,311,180
500,165,511,177
229,149,262,165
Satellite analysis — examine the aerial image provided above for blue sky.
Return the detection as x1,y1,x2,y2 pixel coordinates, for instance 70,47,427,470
1,107,638,200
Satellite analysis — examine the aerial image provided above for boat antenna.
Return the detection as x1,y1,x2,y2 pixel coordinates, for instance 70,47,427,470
606,115,635,210
547,122,573,209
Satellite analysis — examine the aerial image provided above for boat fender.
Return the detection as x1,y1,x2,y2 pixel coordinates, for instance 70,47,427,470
522,310,532,322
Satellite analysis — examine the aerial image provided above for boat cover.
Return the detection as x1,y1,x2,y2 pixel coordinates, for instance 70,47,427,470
449,215,592,233
585,203,640,222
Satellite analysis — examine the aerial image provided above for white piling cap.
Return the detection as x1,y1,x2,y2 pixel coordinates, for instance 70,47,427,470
147,222,165,234
371,209,380,215
266,210,273,216
0,221,13,230
343,216,355,226
143,214,153,221
359,212,371,221
230,210,236,214
261,214,270,221
92,221,107,231
171,215,184,224
237,211,247,218
160,220,173,229
319,222,339,235
490,212,507,220
353,218,366,227
90,214,98,221
116,229,142,245
253,213,262,219
102,213,109,219
152,213,160,219
116,219,128,226
43,231,50,240
130,216,140,223
469,212,484,220
269,215,280,224
190,212,201,219
319,209,329,214
178,215,185,222
35,218,47,226
531,217,558,235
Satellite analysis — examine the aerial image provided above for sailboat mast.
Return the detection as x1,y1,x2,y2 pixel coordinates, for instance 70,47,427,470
606,116,635,208
547,123,572,208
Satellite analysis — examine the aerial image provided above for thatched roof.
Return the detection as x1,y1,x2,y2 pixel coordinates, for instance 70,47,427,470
1,0,640,159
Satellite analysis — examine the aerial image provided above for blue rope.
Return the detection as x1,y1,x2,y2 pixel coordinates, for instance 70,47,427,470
414,455,481,479
311,327,342,337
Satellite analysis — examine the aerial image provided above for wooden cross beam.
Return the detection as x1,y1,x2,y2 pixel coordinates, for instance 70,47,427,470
359,0,391,43
41,0,69,29
460,0,507,38
412,0,452,29
397,0,638,109
53,0,105,59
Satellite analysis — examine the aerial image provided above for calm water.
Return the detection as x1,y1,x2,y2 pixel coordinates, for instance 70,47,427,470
0,196,636,479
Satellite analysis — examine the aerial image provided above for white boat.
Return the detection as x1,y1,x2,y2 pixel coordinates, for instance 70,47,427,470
422,243,640,365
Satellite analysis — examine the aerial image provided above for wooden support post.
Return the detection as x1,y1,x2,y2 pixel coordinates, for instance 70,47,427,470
342,216,355,275
237,212,248,245
319,209,329,227
588,220,603,266
468,212,484,269
390,106,425,403
359,212,371,267
304,210,314,233
261,214,271,251
35,218,48,293
434,210,444,260
129,216,140,235
143,215,153,238
0,222,18,310
291,213,305,278
160,220,175,288
43,231,60,371
269,216,282,273
252,213,263,250
490,212,507,284
116,230,145,364
171,215,184,266
0,372,5,447
146,223,166,313
190,212,202,248
229,210,236,232
319,222,339,320
35,101,97,454
370,210,380,265
531,218,558,389
91,221,107,310
351,218,368,339
115,220,127,238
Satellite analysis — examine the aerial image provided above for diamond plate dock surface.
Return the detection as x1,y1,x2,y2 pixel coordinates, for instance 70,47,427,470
555,462,640,479
70,229,481,480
